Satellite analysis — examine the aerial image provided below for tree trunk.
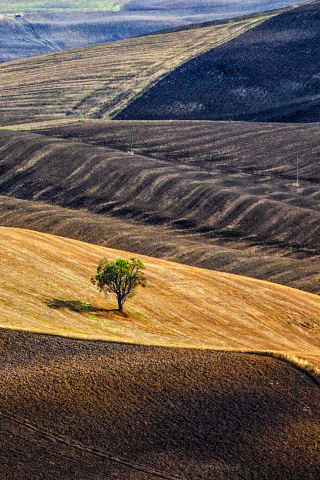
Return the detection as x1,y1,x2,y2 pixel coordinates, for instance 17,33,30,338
117,295,123,312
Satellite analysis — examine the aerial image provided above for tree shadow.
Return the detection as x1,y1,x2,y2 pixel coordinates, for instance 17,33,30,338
44,299,127,317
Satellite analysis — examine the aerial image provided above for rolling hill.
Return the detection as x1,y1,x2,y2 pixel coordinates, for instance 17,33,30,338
0,8,281,125
1,225,320,363
0,1,308,63
0,1,319,126
1,3,320,476
117,0,320,122
1,226,320,478
0,12,182,63
2,122,320,294
1,328,320,480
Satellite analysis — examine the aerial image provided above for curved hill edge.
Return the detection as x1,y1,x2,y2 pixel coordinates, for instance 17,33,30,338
2,128,320,257
1,193,320,296
72,14,273,120
115,0,320,122
0,9,276,125
1,225,320,373
2,328,320,478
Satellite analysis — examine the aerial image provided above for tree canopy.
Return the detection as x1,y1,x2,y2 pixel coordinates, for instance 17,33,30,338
91,257,146,312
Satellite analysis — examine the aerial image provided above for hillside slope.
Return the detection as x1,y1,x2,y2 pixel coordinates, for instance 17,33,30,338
117,0,320,122
0,2,308,63
0,330,320,480
0,12,183,63
1,226,320,366
1,328,320,479
2,194,320,295
3,118,320,293
0,11,275,125
2,127,320,257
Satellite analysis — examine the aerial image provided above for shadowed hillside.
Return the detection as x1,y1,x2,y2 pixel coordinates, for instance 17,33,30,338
2,127,320,254
34,118,320,181
1,328,320,479
0,11,276,125
117,0,320,122
1,118,320,292
3,123,320,293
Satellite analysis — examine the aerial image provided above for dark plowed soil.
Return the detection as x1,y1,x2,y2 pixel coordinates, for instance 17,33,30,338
117,0,320,122
1,328,320,479
4,122,320,292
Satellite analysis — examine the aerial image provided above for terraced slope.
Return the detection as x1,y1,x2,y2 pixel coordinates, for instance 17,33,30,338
34,118,320,181
3,124,320,293
0,11,276,125
3,118,320,293
2,329,320,479
117,0,320,122
2,192,320,295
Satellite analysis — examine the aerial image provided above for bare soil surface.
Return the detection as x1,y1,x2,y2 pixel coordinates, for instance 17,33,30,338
1,327,320,480
117,0,320,122
2,122,320,293
0,11,274,125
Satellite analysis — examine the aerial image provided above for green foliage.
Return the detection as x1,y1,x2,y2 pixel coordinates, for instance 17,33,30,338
92,257,146,312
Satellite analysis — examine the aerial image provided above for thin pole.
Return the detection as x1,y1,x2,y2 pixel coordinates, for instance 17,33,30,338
130,123,134,154
296,154,299,186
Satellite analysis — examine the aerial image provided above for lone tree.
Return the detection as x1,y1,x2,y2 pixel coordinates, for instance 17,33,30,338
91,257,146,313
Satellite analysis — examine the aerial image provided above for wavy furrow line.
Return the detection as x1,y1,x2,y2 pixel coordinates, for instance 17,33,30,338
0,410,187,480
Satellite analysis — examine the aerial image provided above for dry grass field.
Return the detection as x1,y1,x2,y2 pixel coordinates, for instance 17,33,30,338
1,227,320,478
0,10,276,125
1,226,320,366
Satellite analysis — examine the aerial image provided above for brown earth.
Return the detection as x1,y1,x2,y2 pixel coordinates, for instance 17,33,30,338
1,327,320,480
117,0,320,123
2,121,320,293
0,10,277,125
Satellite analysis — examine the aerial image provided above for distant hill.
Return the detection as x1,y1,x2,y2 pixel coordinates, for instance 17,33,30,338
1,1,318,125
0,1,308,63
0,12,181,63
117,0,320,122
0,12,270,125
